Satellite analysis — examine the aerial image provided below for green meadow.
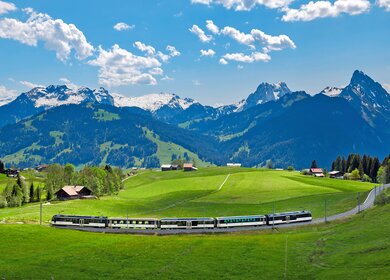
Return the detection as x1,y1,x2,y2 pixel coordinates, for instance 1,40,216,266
0,202,389,279
0,167,374,223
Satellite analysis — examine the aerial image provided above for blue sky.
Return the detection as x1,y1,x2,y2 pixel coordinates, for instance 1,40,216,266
0,0,389,105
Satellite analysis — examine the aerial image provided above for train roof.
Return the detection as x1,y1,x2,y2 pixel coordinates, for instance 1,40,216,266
266,210,311,218
108,217,158,221
53,214,107,219
160,217,214,221
216,215,266,219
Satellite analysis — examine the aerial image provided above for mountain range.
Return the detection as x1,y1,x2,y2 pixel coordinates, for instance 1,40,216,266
0,70,389,169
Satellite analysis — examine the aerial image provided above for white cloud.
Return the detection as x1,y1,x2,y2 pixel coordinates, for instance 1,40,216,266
206,20,219,34
166,45,181,57
0,0,16,14
162,75,174,81
0,8,94,61
219,58,228,65
191,0,293,11
189,24,213,43
59,78,78,90
282,0,371,22
20,80,44,89
221,26,255,48
192,80,202,86
200,49,216,57
0,84,18,105
88,43,180,87
113,22,135,31
377,0,390,11
222,52,271,63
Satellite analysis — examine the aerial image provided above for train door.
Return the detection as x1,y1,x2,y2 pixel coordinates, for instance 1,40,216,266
79,219,84,227
186,221,192,229
286,216,290,223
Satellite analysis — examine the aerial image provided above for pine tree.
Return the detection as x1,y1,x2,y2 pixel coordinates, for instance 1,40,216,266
310,160,318,168
29,183,35,203
341,157,347,173
362,155,368,175
35,186,42,202
0,160,4,172
358,161,364,178
370,157,380,183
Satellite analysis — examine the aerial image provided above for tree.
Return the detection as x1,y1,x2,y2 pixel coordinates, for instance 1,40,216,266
287,166,295,172
310,160,318,169
350,169,361,180
17,174,29,204
265,159,274,169
29,183,35,203
35,185,42,202
370,157,380,182
64,164,76,185
377,166,386,184
45,164,65,197
0,160,4,172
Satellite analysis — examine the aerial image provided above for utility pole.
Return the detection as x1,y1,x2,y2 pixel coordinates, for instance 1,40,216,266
272,201,275,230
284,236,288,280
126,208,129,229
40,203,42,225
324,199,327,223
357,192,361,213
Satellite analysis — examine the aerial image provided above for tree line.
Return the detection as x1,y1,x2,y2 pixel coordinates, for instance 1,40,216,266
0,163,124,208
330,154,390,183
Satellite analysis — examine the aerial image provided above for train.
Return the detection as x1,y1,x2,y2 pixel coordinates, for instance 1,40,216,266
51,210,312,230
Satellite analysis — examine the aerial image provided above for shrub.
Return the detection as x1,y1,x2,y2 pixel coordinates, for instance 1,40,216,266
375,190,390,206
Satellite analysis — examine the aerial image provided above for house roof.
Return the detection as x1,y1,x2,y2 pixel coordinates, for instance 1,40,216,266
329,170,342,175
161,164,172,168
57,185,87,196
310,168,323,173
183,163,193,168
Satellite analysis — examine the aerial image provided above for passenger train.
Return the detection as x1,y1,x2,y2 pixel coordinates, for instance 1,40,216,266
51,210,312,230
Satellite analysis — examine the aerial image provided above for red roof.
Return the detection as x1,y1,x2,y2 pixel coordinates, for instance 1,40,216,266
310,168,323,173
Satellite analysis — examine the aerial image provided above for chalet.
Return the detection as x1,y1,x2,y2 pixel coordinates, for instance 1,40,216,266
171,165,180,170
35,164,49,172
161,164,173,171
227,163,242,167
55,186,92,200
183,163,197,172
1,169,19,177
329,170,344,179
309,168,324,177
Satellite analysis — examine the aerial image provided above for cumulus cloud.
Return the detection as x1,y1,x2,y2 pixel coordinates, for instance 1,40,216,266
200,49,216,57
192,20,295,64
113,22,134,31
282,0,371,22
0,0,16,15
377,0,390,11
189,24,213,43
20,80,44,89
0,84,18,105
0,8,94,61
206,20,219,34
59,78,78,90
191,0,293,11
222,52,271,63
88,43,180,87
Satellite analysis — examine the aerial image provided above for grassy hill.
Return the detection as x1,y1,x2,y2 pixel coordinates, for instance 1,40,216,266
0,201,389,279
0,167,373,223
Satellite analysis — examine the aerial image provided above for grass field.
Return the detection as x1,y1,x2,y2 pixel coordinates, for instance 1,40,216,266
0,167,374,223
0,202,389,279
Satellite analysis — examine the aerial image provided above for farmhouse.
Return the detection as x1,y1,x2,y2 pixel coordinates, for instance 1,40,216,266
183,163,197,172
161,164,173,171
329,170,344,179
227,163,242,167
309,168,324,177
55,186,92,200
35,164,49,172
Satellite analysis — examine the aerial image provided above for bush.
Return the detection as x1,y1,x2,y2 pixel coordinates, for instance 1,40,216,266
287,166,295,172
0,196,7,208
375,190,390,206
301,169,310,175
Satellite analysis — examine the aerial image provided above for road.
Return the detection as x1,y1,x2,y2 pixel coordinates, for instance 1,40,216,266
57,184,390,235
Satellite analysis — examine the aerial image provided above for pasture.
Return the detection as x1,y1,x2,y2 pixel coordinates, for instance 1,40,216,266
0,167,374,223
0,203,389,279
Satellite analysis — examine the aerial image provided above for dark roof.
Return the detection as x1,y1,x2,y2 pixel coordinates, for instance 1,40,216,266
216,215,266,219
160,217,214,221
266,210,311,218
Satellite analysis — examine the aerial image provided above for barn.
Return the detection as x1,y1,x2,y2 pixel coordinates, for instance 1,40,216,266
55,186,92,200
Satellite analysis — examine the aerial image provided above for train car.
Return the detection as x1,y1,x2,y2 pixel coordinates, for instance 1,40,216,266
216,215,266,228
108,218,159,229
266,210,312,225
160,218,215,230
51,214,108,228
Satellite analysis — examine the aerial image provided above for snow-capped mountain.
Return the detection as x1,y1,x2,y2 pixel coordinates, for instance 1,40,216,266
235,82,291,112
22,85,114,109
112,92,195,112
0,95,17,106
320,86,343,97
338,70,390,130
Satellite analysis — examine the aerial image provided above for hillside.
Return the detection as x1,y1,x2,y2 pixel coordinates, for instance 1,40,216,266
0,168,387,279
0,104,220,168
